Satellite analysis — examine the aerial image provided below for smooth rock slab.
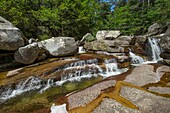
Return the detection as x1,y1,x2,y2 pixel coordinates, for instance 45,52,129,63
148,87,170,94
120,86,170,113
92,98,140,113
67,80,116,110
124,64,159,86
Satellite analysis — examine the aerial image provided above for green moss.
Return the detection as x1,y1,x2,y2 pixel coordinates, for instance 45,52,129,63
0,76,103,113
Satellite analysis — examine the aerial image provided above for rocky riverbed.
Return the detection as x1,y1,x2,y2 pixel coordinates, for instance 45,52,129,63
0,16,170,113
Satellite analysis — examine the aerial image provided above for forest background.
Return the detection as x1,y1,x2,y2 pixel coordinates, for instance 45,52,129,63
0,0,169,41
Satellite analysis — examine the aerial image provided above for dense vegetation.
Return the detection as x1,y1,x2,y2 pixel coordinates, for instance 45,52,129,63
0,0,169,40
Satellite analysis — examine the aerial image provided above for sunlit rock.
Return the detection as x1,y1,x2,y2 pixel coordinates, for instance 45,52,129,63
0,16,27,51
120,86,170,113
96,30,121,40
38,37,78,57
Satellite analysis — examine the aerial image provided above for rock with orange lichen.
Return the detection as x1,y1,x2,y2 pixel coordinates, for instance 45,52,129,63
120,86,170,113
92,98,140,113
148,87,170,94
67,80,116,110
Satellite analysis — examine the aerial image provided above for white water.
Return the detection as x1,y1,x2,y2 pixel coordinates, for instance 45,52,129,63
130,38,162,66
0,58,128,101
0,77,42,100
51,103,68,113
78,46,86,54
129,52,144,64
148,38,162,61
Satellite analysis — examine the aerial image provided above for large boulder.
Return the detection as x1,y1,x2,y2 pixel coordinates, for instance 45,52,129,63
96,30,121,40
148,23,160,33
38,37,77,57
159,25,170,53
84,39,129,53
0,16,27,51
14,43,39,64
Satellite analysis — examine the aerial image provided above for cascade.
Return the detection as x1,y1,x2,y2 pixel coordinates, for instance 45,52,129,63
148,38,162,61
0,58,128,101
103,59,127,77
129,52,144,64
0,76,42,100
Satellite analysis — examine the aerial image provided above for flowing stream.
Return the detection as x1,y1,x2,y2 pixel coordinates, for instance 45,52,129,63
148,38,162,61
130,38,163,65
0,58,128,101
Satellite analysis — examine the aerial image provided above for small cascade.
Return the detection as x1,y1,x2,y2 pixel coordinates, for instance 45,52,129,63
78,46,86,54
103,59,127,76
129,52,144,64
0,76,42,100
148,38,162,61
0,58,128,101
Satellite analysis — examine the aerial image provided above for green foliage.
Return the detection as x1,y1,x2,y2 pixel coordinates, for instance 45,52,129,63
0,0,169,40
108,0,170,35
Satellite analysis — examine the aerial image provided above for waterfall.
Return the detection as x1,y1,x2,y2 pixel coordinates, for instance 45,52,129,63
148,38,162,61
103,59,128,77
129,52,144,64
0,76,42,100
0,58,128,101
78,46,85,54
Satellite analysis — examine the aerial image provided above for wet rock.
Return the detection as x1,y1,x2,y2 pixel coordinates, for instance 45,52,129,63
131,35,147,46
38,37,77,57
67,80,116,110
160,52,170,59
148,87,170,94
96,30,121,40
124,64,159,86
14,43,39,64
158,59,170,66
160,36,170,53
130,36,146,55
159,25,170,53
84,40,129,53
0,16,27,51
118,62,130,68
120,86,170,113
92,98,140,113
